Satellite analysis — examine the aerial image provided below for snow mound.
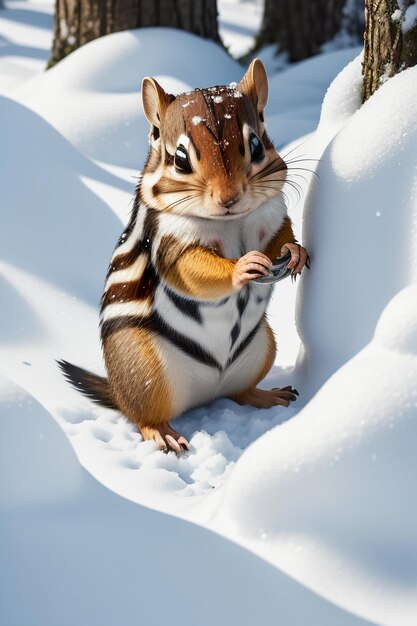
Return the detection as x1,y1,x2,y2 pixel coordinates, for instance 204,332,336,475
317,52,363,137
211,61,417,626
2,379,371,626
0,0,53,96
263,48,360,148
374,284,417,355
15,28,241,168
213,284,417,626
0,96,122,304
296,63,417,396
14,29,360,166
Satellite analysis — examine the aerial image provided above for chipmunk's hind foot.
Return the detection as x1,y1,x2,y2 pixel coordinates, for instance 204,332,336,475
57,359,118,410
141,423,190,455
231,385,299,409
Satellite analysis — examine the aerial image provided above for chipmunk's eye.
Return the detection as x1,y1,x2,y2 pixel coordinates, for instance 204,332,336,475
249,133,265,163
174,144,192,174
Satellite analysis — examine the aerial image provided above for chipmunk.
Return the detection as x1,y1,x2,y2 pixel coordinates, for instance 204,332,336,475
59,59,309,453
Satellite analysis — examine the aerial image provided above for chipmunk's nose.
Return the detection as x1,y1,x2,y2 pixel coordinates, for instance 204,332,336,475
218,193,241,208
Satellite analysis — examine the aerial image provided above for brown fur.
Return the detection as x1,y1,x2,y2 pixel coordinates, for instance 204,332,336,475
157,238,236,299
140,61,287,218
104,327,174,428
264,216,297,259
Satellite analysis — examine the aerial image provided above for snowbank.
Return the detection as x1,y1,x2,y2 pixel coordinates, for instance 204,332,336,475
211,62,417,626
297,63,417,396
266,48,361,147
0,0,53,95
13,27,359,167
213,284,417,625
14,28,241,168
2,379,371,626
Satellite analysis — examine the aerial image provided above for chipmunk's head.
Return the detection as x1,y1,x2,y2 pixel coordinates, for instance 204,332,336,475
140,59,287,220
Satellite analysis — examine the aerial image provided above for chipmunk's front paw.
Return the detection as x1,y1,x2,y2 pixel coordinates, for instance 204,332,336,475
281,243,310,276
232,250,272,289
141,423,190,454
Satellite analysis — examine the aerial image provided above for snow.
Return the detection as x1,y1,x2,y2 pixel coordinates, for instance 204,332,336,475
392,8,403,22
2,378,371,626
191,115,205,126
212,58,417,626
13,28,242,168
213,287,417,625
404,4,417,31
218,0,263,58
0,0,53,95
296,62,417,397
1,1,417,625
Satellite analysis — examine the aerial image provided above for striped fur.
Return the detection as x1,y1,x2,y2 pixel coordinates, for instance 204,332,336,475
99,194,291,420
62,60,299,439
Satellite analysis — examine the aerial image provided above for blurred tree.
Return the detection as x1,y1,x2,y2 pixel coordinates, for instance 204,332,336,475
253,0,364,63
362,0,417,101
49,0,220,67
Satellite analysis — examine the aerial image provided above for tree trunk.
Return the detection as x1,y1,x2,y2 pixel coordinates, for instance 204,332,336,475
362,0,417,101
49,0,220,67
254,0,363,63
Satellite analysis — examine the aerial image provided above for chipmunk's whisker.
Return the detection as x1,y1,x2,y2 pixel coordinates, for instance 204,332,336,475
259,175,306,187
251,160,287,182
285,156,319,165
258,178,303,203
254,187,290,206
164,194,197,212
255,184,291,206
284,180,303,201
286,166,320,179
177,194,203,214
285,156,321,164
281,139,312,162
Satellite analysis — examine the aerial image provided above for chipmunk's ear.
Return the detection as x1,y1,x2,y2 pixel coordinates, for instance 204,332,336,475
141,77,173,128
238,59,268,113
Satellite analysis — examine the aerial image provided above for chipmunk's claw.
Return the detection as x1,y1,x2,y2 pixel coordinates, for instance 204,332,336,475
141,424,190,455
270,386,299,403
282,385,299,397
165,434,190,454
178,436,190,451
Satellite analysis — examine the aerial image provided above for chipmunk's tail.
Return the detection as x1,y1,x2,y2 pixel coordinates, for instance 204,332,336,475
57,360,118,410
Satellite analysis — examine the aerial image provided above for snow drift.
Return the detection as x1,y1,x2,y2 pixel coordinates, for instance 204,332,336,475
14,28,241,168
14,27,359,167
213,61,417,626
2,378,372,626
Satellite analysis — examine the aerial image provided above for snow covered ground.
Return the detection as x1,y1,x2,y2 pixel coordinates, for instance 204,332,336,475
1,1,416,625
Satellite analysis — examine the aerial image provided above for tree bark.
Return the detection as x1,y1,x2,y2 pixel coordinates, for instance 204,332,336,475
254,0,363,63
362,0,417,101
49,0,220,67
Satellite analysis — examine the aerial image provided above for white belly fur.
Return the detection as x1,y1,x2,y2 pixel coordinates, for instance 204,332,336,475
150,198,286,416
155,318,272,416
